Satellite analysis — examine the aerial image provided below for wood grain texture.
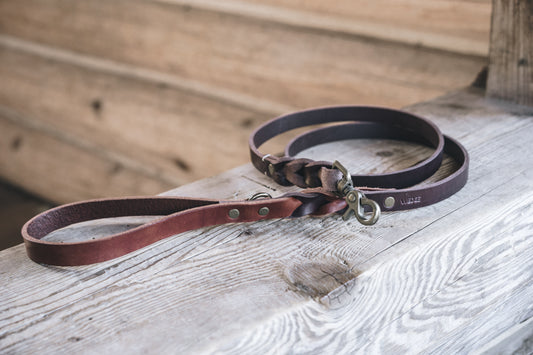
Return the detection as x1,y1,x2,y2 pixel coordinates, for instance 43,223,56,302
0,0,485,110
486,0,533,106
0,88,532,353
0,37,272,202
173,0,491,56
0,108,176,203
215,173,533,353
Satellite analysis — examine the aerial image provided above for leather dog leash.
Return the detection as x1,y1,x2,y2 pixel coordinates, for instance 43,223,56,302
250,106,469,214
22,106,468,266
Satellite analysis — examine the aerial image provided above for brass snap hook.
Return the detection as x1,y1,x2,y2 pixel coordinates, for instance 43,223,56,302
332,160,381,225
343,190,381,225
332,160,353,196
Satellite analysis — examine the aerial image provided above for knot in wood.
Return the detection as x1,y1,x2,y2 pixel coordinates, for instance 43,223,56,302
283,261,360,299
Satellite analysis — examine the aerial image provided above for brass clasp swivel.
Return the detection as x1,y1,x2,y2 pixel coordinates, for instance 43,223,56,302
332,161,381,225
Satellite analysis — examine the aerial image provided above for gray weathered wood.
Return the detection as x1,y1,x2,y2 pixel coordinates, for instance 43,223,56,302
0,88,532,353
487,0,533,106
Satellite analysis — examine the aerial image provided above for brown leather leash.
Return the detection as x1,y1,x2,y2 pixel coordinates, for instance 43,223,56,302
22,106,469,266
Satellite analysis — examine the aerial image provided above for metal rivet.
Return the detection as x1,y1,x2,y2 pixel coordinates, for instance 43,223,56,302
268,164,275,176
258,207,269,216
228,209,240,219
384,196,395,209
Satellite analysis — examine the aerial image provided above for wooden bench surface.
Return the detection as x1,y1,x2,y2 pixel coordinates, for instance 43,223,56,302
1,88,532,353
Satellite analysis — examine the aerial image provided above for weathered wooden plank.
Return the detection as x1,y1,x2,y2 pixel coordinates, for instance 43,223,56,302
427,287,533,354
0,88,532,353
0,0,486,110
178,0,491,56
0,39,272,202
470,316,533,354
486,0,533,106
0,109,175,203
214,172,533,353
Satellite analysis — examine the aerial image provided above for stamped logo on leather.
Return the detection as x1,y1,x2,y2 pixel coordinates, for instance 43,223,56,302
400,196,421,206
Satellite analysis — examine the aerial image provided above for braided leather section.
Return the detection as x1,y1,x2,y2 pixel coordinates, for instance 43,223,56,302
267,158,342,192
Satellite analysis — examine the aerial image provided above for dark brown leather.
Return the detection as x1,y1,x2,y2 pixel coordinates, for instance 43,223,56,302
250,106,445,189
22,105,468,266
285,124,468,211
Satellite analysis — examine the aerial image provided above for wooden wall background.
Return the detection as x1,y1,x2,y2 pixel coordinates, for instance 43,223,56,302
0,0,491,204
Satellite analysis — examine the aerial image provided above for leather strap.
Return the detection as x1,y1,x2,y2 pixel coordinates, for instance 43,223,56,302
285,123,468,211
249,106,468,211
22,196,312,266
22,106,468,266
250,106,445,190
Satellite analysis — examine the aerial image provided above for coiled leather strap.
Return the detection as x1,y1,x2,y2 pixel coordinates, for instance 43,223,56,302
249,106,468,211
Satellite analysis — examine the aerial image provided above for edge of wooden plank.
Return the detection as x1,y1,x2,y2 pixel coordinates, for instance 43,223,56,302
157,0,490,57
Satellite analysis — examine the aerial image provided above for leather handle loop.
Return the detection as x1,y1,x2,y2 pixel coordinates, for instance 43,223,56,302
22,196,305,266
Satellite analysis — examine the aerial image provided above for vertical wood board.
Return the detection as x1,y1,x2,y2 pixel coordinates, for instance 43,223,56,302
487,0,533,106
